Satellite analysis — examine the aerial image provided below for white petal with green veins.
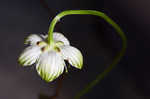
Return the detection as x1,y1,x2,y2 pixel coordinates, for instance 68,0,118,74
36,51,65,82
53,32,70,45
60,45,83,69
18,45,41,66
40,34,48,39
40,32,70,46
25,34,42,45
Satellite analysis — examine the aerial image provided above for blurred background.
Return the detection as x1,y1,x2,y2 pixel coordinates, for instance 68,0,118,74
0,0,149,99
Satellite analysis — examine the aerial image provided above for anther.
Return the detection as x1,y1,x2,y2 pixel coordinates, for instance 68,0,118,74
36,41,41,45
36,41,47,47
55,47,61,52
41,47,46,52
41,46,49,52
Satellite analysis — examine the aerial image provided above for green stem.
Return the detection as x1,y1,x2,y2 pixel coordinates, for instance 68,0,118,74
47,10,127,98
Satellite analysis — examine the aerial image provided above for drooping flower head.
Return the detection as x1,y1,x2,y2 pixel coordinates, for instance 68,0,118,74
18,32,83,82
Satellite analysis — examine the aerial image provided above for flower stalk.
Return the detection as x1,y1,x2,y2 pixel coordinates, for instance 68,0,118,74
47,10,127,99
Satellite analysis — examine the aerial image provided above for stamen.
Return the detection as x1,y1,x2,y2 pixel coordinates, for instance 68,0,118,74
41,47,46,52
41,46,49,52
54,47,61,52
36,41,47,47
36,41,41,45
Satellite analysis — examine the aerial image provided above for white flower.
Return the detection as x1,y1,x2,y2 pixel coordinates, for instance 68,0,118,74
18,32,83,82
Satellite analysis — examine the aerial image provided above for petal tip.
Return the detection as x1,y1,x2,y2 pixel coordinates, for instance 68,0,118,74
36,69,59,83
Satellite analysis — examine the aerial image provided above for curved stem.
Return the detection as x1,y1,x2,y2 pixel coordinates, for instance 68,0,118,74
47,10,127,98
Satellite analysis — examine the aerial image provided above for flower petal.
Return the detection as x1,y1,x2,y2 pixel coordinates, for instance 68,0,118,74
53,32,70,45
60,46,83,69
25,34,43,45
36,51,65,82
40,34,48,39
18,46,42,66
40,32,70,46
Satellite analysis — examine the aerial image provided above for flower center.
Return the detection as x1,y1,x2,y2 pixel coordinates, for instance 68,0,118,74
37,41,62,53
41,46,50,52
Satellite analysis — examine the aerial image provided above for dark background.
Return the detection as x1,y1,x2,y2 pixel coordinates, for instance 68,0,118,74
0,0,149,99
